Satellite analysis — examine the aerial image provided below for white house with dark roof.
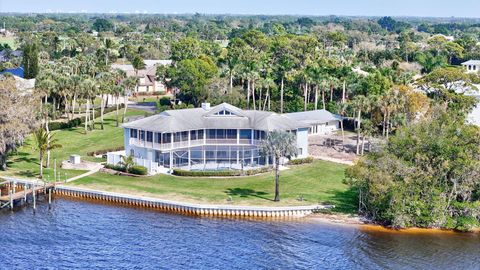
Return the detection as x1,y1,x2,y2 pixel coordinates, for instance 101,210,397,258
108,102,342,174
461,60,480,73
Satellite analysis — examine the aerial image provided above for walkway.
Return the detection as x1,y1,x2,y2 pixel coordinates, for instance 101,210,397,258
312,156,354,166
64,164,103,183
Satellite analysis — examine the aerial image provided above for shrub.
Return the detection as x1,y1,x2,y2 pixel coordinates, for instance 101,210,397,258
158,96,171,106
288,156,314,165
128,165,148,175
172,167,270,177
104,163,126,172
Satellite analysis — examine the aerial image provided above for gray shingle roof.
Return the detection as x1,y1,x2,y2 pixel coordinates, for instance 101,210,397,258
123,103,310,133
283,109,342,125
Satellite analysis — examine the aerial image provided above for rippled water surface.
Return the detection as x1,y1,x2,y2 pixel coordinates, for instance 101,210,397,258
1,199,479,269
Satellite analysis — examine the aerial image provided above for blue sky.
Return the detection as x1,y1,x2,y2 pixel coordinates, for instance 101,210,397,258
2,0,480,18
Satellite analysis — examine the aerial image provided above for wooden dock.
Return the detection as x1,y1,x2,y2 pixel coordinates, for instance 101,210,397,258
0,178,55,209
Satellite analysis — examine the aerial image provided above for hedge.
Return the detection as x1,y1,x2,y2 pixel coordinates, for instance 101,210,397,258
173,167,270,177
104,163,148,175
288,156,314,165
129,165,148,175
48,104,125,131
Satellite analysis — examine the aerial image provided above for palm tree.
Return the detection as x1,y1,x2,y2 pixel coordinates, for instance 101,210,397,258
351,95,371,155
359,119,375,155
80,78,97,134
34,128,62,179
122,76,138,122
260,130,298,202
132,55,145,93
119,155,135,172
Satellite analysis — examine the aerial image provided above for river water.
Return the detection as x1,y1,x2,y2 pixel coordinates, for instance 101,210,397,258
1,199,479,269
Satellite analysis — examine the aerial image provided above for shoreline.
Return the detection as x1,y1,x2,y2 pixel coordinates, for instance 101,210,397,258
309,213,480,234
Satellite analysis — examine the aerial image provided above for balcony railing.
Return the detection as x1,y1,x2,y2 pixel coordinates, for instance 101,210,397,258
129,138,262,150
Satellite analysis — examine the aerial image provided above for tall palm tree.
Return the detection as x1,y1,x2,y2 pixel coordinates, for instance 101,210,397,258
351,95,371,155
122,76,138,122
260,130,298,202
80,78,97,134
34,128,62,179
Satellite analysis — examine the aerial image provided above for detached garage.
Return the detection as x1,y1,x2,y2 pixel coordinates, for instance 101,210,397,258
283,110,343,135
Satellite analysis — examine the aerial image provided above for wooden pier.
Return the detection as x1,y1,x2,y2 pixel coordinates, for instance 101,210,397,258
0,178,55,209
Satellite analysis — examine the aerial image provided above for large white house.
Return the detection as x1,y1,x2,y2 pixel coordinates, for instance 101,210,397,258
108,103,341,174
461,60,480,73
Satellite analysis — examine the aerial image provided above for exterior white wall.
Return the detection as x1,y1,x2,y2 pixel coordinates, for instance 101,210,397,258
296,128,309,158
464,64,480,73
308,120,340,135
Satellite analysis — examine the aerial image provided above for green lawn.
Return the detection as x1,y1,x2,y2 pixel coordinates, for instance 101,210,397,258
2,109,145,180
0,36,17,49
68,160,357,213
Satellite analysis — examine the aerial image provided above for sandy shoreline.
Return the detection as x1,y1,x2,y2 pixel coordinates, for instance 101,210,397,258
309,213,480,234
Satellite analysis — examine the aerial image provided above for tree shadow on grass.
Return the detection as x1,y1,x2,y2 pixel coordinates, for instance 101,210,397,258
15,170,38,178
323,187,359,214
225,188,273,201
7,151,38,166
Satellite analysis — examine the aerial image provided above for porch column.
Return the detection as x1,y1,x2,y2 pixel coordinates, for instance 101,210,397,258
203,129,207,145
237,129,240,144
251,129,254,144
170,132,174,171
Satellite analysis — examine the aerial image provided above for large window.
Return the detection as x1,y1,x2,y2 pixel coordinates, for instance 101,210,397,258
254,130,265,140
130,129,138,138
139,130,145,141
240,129,251,140
207,129,216,139
155,133,161,143
216,129,225,139
226,129,237,139
146,131,153,142
162,133,172,143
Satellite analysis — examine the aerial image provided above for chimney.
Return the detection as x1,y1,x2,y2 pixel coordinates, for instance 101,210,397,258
201,102,210,110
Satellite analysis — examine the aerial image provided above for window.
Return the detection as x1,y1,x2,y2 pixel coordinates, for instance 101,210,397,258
174,132,182,142
162,133,172,143
254,130,265,140
146,131,153,142
130,129,138,138
190,130,197,141
298,148,303,155
214,110,234,116
208,129,216,139
130,149,135,156
181,131,188,141
240,129,251,139
216,129,225,139
155,133,161,143
139,130,145,141
197,129,204,140
226,129,237,139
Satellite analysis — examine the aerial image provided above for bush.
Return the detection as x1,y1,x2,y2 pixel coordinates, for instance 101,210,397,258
128,165,148,175
48,105,124,131
288,156,314,165
172,167,270,177
158,97,171,106
137,91,165,96
104,163,126,172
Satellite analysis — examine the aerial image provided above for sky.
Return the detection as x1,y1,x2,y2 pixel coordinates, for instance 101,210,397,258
1,0,480,18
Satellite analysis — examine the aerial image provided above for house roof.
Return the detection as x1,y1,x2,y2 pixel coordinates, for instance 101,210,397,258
283,109,343,125
123,103,310,133
462,60,480,66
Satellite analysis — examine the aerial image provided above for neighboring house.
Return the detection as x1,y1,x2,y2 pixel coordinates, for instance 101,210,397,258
461,60,480,73
111,60,172,94
0,50,22,62
108,102,314,174
0,66,24,78
284,110,342,135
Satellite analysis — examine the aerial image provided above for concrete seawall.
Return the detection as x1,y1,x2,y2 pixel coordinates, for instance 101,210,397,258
55,186,329,218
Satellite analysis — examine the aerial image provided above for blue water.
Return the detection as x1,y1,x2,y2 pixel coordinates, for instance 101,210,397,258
1,199,479,269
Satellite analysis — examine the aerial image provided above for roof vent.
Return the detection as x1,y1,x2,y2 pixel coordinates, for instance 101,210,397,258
202,102,211,111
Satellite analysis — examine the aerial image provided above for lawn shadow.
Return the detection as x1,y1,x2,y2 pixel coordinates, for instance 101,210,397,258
7,151,38,165
225,188,273,201
323,187,358,214
15,170,38,178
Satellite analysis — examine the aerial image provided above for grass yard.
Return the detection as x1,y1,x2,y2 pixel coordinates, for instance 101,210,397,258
1,108,145,180
68,160,357,213
0,36,17,49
